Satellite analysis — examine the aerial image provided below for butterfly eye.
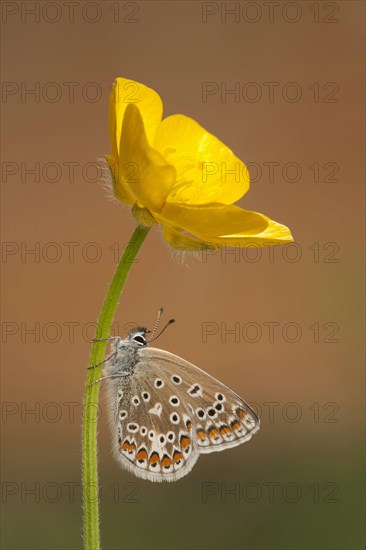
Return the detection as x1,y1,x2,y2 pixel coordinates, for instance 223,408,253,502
133,335,146,345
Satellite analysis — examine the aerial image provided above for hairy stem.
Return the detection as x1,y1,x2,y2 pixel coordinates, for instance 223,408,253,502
82,225,151,550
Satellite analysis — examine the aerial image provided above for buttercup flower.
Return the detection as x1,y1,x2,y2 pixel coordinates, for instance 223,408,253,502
106,77,293,250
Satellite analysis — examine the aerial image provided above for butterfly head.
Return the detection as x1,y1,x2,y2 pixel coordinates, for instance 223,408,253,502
126,310,176,348
128,328,149,347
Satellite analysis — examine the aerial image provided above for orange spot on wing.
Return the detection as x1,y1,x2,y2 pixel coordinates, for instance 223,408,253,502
161,456,172,468
231,421,241,431
173,451,183,463
237,408,247,419
180,436,190,449
186,420,192,431
149,452,160,465
197,429,206,440
208,427,219,438
220,426,231,436
121,440,129,451
136,449,148,460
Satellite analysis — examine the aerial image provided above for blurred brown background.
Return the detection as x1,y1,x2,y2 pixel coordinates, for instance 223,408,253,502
1,1,364,549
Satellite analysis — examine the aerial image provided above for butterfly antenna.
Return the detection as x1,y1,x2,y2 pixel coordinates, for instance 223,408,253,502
147,307,164,341
148,318,175,342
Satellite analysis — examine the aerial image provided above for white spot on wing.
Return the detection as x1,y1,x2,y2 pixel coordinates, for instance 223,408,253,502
149,402,162,416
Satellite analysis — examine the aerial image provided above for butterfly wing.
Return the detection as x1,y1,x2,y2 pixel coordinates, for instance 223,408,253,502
106,360,199,483
138,347,260,455
106,346,259,482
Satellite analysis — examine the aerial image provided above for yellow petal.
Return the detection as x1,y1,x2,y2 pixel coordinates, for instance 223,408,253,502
119,104,176,212
159,202,293,246
105,154,135,205
205,215,294,246
159,202,265,236
162,224,216,251
153,115,249,205
109,77,163,159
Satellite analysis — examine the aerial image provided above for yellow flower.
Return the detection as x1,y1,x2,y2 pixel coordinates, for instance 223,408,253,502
107,77,293,250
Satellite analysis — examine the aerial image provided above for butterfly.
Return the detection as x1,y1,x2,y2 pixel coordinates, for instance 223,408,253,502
91,310,260,482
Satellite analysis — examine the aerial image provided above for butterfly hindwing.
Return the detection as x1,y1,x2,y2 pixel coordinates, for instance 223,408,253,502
108,366,199,482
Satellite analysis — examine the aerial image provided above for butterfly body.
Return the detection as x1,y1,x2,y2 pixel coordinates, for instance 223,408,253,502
102,328,260,482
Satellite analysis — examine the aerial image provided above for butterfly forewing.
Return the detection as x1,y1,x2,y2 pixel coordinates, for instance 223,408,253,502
141,348,260,455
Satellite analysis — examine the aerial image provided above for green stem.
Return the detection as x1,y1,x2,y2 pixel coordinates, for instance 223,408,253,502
82,224,151,550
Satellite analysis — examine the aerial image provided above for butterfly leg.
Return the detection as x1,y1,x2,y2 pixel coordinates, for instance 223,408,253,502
89,374,126,387
87,351,117,370
92,336,120,343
